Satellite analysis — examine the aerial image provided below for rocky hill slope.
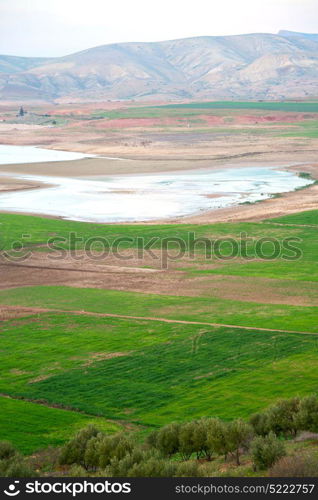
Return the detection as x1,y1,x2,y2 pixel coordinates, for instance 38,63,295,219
0,31,317,101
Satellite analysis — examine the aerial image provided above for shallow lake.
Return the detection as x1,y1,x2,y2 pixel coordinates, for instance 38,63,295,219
0,145,313,223
0,144,94,164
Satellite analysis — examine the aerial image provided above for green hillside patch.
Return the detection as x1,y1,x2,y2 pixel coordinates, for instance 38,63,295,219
1,313,317,427
0,312,215,394
0,286,317,332
187,223,317,282
269,210,318,226
280,119,318,138
0,397,120,454
191,259,318,282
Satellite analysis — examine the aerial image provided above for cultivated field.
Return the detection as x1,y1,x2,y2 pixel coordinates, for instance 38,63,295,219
0,208,317,453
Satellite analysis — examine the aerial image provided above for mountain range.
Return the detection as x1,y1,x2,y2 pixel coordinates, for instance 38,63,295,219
0,31,317,102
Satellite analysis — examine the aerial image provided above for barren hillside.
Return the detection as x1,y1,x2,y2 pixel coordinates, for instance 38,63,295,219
0,31,317,101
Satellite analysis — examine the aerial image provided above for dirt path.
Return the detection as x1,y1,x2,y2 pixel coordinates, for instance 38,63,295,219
1,305,316,336
0,262,159,275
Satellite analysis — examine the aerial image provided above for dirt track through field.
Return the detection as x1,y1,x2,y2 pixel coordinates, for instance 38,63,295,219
0,262,159,274
0,305,316,336
1,254,317,306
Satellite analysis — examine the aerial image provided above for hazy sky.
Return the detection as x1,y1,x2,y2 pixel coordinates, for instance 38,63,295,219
0,0,317,57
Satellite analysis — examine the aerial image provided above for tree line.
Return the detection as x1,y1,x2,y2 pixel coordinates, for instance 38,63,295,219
1,395,318,477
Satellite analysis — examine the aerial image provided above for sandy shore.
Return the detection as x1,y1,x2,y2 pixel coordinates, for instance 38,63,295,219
0,147,318,178
0,176,51,193
0,157,207,177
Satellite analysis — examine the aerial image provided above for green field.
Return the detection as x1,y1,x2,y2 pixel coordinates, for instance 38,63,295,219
1,313,317,433
0,397,120,454
0,211,317,453
269,210,318,226
1,213,317,282
157,101,318,113
0,286,317,332
89,101,318,119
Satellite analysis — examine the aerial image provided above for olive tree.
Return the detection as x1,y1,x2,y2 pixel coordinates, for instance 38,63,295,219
155,423,180,457
251,432,286,471
59,425,100,469
207,418,230,461
296,395,318,433
267,398,300,437
249,412,270,436
226,419,254,465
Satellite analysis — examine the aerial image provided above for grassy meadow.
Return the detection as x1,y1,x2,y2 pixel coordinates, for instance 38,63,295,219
1,312,318,431
0,398,120,454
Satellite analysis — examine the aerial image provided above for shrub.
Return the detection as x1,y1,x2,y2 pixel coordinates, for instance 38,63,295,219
249,412,270,436
59,425,100,469
68,464,87,477
269,453,318,477
267,398,300,437
0,441,37,478
297,395,318,433
60,429,135,473
5,457,38,478
84,436,101,471
98,433,135,469
175,460,200,477
251,432,286,470
0,454,37,478
105,448,175,477
145,430,159,449
0,441,17,461
128,456,176,477
105,448,146,477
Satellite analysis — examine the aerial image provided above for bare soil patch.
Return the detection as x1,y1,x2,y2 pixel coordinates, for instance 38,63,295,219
82,352,132,367
0,305,50,321
0,250,317,306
